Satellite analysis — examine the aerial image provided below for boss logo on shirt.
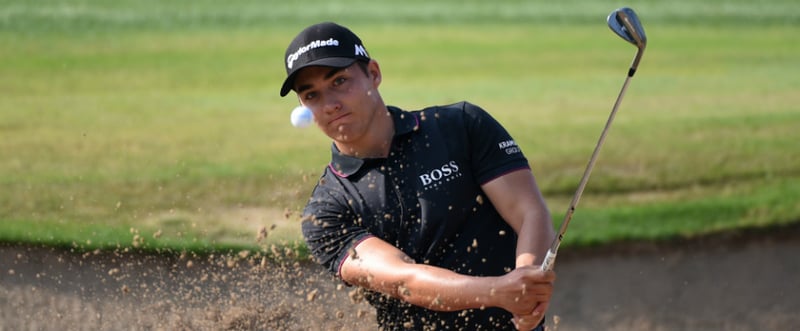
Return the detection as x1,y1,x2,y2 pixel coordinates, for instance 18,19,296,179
498,139,521,155
419,161,462,188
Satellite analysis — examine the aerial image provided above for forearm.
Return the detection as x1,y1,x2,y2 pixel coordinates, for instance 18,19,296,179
341,237,498,312
479,169,555,267
376,261,554,316
385,264,497,311
515,210,555,267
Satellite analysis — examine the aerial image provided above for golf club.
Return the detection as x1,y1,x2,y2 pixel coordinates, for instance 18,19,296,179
541,7,647,272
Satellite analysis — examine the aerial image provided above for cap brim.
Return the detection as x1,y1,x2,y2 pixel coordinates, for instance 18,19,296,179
280,57,358,97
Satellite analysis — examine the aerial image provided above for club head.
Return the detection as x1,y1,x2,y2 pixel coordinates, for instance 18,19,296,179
607,7,647,50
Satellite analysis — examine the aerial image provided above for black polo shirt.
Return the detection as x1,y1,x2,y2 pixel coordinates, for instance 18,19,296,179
301,101,531,330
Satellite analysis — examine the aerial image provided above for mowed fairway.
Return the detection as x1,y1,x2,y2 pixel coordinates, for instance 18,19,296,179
1,0,799,252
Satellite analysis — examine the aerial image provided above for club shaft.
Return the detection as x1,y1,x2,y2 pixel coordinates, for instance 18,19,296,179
541,56,639,271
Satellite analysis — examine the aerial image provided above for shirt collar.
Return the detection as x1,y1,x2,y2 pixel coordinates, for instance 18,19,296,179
328,106,419,178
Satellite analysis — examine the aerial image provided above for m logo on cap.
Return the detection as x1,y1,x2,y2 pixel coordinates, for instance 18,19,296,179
355,44,368,57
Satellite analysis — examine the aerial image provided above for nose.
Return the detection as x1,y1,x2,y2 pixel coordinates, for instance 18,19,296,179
321,94,342,114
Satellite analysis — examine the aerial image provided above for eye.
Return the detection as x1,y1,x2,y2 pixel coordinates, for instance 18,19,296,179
303,91,318,101
333,76,346,86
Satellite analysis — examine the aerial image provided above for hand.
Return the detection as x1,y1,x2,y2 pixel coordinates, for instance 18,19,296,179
512,302,547,330
490,266,554,329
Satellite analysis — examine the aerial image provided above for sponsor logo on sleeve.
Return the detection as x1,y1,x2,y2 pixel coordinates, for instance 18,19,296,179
498,140,521,155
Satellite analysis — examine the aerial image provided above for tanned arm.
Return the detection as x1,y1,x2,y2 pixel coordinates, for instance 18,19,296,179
481,168,557,330
340,236,553,315
481,168,555,267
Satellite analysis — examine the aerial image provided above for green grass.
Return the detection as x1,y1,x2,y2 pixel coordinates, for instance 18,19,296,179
1,0,799,255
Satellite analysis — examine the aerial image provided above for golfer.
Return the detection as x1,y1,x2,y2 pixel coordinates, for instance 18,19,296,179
280,22,556,331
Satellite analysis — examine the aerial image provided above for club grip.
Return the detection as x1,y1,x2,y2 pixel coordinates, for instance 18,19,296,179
540,249,557,271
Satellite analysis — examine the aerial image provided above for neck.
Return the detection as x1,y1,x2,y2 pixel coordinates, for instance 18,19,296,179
335,107,394,159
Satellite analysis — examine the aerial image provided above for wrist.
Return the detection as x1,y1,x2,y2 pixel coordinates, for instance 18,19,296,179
515,253,536,268
476,276,502,309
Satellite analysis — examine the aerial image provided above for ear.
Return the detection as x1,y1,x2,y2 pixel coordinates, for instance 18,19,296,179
367,60,382,87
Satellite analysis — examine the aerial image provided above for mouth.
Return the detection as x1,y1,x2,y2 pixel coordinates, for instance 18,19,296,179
327,113,351,126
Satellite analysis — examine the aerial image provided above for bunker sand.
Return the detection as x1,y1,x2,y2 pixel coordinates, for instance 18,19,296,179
1,224,798,330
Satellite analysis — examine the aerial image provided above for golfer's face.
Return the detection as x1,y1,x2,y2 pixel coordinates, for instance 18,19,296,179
293,62,381,143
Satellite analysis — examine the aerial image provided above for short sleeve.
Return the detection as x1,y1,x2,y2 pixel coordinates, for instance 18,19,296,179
301,173,372,277
460,102,530,184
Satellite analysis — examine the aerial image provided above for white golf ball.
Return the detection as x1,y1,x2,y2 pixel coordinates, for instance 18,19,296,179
290,105,313,128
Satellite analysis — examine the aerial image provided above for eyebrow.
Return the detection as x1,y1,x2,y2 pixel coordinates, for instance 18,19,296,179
295,67,346,94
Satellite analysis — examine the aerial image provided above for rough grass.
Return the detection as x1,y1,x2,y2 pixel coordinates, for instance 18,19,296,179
1,0,799,254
